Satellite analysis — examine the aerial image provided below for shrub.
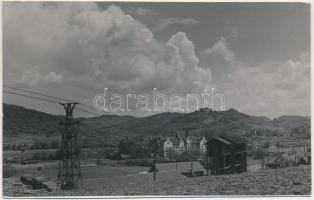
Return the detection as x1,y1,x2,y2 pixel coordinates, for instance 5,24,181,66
49,153,56,160
3,144,10,150
55,149,63,159
40,152,47,160
118,138,150,159
33,152,41,160
124,159,153,167
3,164,17,178
253,148,267,159
50,140,59,149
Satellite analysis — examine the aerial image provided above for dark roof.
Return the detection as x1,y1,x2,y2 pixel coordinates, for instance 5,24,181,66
298,156,310,164
167,134,205,146
187,136,201,144
215,137,233,145
220,134,246,144
208,134,246,145
169,135,181,145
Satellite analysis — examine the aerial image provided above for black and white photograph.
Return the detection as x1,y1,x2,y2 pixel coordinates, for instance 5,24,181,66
2,1,311,197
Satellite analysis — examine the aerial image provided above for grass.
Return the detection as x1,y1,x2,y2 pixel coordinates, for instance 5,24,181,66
3,165,18,178
3,157,311,196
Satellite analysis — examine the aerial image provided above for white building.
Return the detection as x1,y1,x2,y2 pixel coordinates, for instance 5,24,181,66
163,135,207,157
163,137,174,157
174,139,186,155
199,136,207,154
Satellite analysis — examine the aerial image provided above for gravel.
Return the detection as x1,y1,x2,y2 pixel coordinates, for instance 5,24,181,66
3,165,311,196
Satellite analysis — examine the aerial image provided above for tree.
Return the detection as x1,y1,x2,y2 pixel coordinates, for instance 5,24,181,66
33,152,41,160
50,140,59,149
118,138,149,159
40,142,49,149
262,141,271,148
55,149,63,159
253,148,267,159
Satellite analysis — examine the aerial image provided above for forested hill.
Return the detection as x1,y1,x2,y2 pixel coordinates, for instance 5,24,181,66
3,104,310,146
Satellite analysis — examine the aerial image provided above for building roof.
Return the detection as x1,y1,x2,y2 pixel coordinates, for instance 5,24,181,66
220,134,246,144
298,156,310,164
119,154,131,159
187,136,201,145
208,134,246,145
215,137,233,145
148,161,205,173
165,134,206,147
169,135,181,146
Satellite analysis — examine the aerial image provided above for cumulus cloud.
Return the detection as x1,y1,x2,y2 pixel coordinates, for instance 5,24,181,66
167,32,211,91
198,35,309,117
4,2,211,98
230,26,238,38
220,53,310,118
199,37,236,80
201,37,235,63
43,72,64,83
128,7,155,16
153,17,200,31
4,64,63,87
3,2,309,117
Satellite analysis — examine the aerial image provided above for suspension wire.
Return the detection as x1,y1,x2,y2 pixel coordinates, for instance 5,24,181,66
4,85,72,102
76,108,99,116
4,90,60,104
3,90,99,116
4,84,97,112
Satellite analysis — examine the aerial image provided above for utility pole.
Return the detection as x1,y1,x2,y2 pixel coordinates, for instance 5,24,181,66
206,155,209,176
56,103,82,190
153,138,159,181
154,149,157,181
274,145,278,182
176,153,178,171
191,161,193,177
206,142,209,176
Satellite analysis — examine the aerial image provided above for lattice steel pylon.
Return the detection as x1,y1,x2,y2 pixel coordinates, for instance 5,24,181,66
56,103,82,190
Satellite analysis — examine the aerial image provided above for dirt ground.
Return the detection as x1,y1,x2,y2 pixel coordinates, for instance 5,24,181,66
3,164,311,196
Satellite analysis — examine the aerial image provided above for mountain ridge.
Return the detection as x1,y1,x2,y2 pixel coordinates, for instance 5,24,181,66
3,103,310,146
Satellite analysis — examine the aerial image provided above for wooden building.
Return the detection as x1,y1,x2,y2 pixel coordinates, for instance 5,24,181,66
207,135,247,175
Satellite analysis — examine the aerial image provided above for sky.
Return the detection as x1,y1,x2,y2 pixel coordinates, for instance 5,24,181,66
3,2,311,118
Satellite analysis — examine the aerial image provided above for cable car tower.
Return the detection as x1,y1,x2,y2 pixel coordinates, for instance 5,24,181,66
56,102,82,190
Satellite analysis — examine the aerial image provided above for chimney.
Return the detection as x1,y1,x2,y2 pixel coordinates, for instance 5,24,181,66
185,129,189,138
175,133,180,141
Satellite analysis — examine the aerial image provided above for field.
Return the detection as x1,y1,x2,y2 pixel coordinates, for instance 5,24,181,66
3,157,311,197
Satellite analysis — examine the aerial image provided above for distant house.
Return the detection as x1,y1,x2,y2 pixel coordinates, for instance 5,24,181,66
173,135,186,155
207,135,247,175
186,136,200,152
199,107,211,112
269,143,278,154
148,161,205,177
297,156,310,165
307,148,311,164
118,154,131,160
163,134,207,158
267,143,311,167
297,147,311,165
163,137,174,157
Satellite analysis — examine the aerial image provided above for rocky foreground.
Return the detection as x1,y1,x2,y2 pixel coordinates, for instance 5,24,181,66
3,165,311,196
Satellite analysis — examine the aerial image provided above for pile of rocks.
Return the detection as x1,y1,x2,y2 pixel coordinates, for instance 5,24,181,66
3,175,55,196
